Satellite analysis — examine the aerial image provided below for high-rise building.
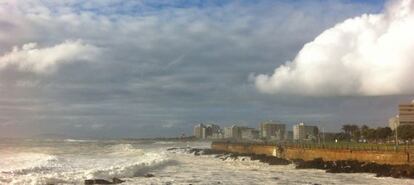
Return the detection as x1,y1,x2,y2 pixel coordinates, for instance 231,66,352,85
223,125,251,139
241,128,259,140
293,122,319,141
224,125,241,139
205,124,220,137
260,121,286,140
194,123,206,139
223,127,234,139
398,102,414,126
194,123,221,139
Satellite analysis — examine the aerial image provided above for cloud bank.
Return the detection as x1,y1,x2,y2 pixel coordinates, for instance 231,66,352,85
0,0,388,137
0,40,99,74
255,0,414,96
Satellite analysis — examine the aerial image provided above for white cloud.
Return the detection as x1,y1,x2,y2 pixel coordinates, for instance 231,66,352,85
255,0,414,96
0,0,385,137
0,40,99,74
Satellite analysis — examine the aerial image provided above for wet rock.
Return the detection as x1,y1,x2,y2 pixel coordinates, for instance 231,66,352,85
84,179,113,185
295,158,414,179
182,147,291,165
112,178,125,183
295,158,327,169
84,178,125,184
250,154,291,165
144,173,155,178
188,148,226,156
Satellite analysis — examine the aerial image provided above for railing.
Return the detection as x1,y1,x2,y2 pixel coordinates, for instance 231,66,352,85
212,140,414,152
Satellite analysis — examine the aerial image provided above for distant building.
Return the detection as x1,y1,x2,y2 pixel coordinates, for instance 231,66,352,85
211,131,224,139
286,131,294,141
223,125,252,139
260,121,286,140
205,124,220,138
241,128,259,140
293,123,305,140
224,125,242,139
194,123,221,139
293,122,319,141
194,123,206,139
398,102,414,127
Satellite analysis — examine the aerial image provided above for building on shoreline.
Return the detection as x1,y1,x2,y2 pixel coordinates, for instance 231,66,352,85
193,123,221,139
260,121,286,140
293,122,319,141
224,125,240,139
223,125,259,140
388,101,414,130
241,128,260,140
398,102,414,126
194,123,205,139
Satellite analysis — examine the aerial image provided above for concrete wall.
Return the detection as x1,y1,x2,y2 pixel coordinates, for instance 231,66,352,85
211,142,411,165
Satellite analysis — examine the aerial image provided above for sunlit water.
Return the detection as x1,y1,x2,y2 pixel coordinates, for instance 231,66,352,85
1,139,413,185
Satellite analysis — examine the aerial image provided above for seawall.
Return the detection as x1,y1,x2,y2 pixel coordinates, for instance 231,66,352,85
211,142,411,165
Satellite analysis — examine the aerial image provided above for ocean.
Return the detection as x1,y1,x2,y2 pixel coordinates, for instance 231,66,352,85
1,139,413,185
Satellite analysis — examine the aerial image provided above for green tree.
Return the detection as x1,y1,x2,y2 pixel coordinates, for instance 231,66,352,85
349,125,359,140
360,125,370,139
361,125,369,130
342,124,360,141
366,128,377,142
397,125,414,141
376,127,392,141
335,132,351,141
342,124,352,135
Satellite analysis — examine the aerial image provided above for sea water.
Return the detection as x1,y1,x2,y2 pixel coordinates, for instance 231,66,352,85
1,139,413,185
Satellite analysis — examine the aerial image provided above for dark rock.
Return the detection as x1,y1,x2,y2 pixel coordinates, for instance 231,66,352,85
84,178,125,184
294,158,414,179
112,178,125,183
295,158,327,169
250,154,291,165
183,148,291,165
144,173,155,178
84,179,113,185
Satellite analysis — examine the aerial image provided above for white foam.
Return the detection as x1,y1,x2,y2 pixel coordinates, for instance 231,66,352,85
0,152,59,173
107,144,145,156
85,153,171,179
2,140,414,185
0,143,171,185
63,139,97,143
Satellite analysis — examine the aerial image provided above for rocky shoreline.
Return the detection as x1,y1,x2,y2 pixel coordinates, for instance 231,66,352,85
294,158,414,179
168,147,291,165
169,147,414,179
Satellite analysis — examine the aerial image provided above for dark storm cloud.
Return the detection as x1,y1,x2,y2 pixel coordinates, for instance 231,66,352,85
0,0,398,138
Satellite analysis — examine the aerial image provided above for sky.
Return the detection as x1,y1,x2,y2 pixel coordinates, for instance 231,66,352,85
1,0,413,138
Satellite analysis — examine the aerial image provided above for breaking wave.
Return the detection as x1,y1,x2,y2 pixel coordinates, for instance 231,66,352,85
85,153,173,179
0,143,172,185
